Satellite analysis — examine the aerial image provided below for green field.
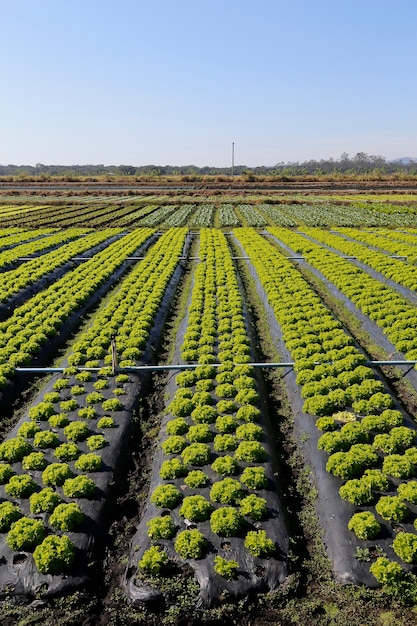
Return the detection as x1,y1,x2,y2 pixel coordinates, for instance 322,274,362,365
1,199,417,624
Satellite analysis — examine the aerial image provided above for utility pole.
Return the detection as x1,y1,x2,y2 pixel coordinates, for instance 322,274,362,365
232,142,234,178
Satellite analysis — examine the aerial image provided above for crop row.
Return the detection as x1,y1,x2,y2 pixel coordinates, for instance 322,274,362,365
0,228,187,588
299,227,417,293
0,204,86,228
0,206,53,221
46,205,127,228
235,204,266,227
234,228,417,583
126,228,288,605
368,227,417,248
0,229,120,304
256,204,297,227
115,204,160,227
235,229,390,421
0,228,88,271
67,227,187,368
0,229,154,387
54,204,159,229
161,204,196,227
333,227,417,264
0,228,57,251
138,205,179,227
4,201,417,229
189,204,216,227
0,204,163,230
1,203,128,229
47,203,164,230
217,204,240,227
273,202,417,228
268,228,417,378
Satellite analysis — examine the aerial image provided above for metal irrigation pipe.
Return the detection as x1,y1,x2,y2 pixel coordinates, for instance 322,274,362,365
14,360,417,374
15,361,417,373
14,362,296,373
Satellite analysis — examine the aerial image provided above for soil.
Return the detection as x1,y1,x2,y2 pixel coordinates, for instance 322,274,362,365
3,180,417,196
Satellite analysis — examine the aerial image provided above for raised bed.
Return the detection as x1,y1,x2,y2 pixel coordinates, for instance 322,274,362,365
124,229,289,607
234,228,417,587
0,228,189,599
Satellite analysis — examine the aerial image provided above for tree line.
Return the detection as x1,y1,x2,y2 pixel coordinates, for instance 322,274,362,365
0,153,416,178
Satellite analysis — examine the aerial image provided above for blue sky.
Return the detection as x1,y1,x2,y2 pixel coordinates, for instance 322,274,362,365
1,0,416,167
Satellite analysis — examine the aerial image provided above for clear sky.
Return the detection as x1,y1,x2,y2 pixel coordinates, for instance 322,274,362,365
1,0,416,167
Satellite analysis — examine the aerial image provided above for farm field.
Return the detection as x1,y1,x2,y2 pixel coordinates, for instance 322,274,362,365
2,198,417,624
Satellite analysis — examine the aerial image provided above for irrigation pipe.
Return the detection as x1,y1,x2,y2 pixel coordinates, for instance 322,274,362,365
14,360,417,374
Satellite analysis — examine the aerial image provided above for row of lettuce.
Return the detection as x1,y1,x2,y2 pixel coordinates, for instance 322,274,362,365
0,229,155,389
271,228,417,372
302,226,417,290
0,228,187,578
4,201,417,229
0,227,84,271
2,224,417,589
235,228,417,586
128,228,288,590
0,228,120,302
